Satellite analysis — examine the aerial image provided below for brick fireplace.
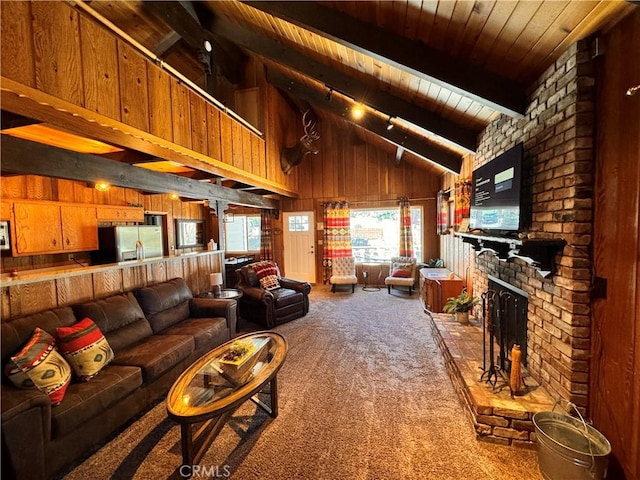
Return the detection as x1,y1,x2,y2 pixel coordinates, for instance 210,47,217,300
470,38,595,411
434,38,596,447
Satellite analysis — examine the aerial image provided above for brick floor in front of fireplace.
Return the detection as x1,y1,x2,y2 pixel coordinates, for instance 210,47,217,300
428,312,555,449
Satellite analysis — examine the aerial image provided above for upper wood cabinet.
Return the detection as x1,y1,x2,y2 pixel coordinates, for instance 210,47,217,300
61,204,98,251
11,201,98,255
95,205,144,222
13,201,63,254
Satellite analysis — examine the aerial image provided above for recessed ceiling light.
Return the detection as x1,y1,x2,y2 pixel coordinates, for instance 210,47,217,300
94,181,111,192
203,40,212,53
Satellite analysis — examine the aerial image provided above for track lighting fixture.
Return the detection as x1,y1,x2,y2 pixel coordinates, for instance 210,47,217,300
626,84,639,96
325,88,333,102
386,116,394,131
351,104,365,120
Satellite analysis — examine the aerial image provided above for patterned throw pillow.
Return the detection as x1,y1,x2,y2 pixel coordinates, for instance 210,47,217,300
252,261,281,290
5,360,35,389
56,317,115,381
10,328,72,405
391,262,413,278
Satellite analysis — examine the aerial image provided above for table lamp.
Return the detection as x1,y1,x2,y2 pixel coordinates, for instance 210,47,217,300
210,272,223,296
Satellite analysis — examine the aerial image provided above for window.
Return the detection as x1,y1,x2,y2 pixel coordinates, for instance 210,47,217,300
350,207,422,262
225,215,261,252
287,215,310,232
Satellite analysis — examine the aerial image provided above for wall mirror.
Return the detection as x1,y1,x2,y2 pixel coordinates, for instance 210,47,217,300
175,219,204,248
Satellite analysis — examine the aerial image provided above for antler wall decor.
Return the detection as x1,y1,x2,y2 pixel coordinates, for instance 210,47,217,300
280,109,320,174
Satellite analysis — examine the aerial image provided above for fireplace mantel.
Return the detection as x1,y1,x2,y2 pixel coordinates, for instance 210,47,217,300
456,233,566,278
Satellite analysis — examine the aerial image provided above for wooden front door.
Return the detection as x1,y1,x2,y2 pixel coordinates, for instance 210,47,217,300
282,211,316,283
590,10,640,480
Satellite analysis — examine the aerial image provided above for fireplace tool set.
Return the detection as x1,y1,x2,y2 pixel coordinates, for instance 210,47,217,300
479,289,526,395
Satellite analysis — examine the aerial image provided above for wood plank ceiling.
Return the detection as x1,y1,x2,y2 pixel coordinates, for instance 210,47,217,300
19,1,636,187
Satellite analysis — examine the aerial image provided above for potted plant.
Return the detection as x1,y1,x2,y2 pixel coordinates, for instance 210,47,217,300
443,291,479,325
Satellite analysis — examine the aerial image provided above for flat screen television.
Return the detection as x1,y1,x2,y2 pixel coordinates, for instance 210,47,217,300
469,142,523,232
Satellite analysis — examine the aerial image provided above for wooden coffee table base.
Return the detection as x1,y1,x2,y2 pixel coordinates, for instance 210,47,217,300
178,376,279,467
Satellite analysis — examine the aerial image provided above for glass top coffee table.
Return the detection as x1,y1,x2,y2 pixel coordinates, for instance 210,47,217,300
166,331,287,467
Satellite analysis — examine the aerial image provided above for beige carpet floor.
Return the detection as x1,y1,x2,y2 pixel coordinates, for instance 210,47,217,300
61,285,542,480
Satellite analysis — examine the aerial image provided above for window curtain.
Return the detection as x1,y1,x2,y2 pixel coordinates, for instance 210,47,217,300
322,201,352,283
259,210,274,261
398,197,414,257
454,180,472,229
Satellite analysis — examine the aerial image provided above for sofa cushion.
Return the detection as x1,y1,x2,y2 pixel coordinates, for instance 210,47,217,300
72,293,152,355
272,288,303,309
252,261,280,290
10,328,72,405
390,262,413,278
56,318,115,381
1,307,77,376
159,317,230,351
50,364,142,438
133,278,192,333
112,334,194,383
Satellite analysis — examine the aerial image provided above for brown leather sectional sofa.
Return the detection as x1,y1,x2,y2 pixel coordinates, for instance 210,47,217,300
1,277,237,480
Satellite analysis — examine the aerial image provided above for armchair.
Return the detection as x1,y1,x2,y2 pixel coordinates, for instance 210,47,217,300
384,257,417,294
235,261,312,328
329,257,358,293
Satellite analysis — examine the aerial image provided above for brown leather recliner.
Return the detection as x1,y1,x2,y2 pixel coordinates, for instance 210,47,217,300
235,261,311,328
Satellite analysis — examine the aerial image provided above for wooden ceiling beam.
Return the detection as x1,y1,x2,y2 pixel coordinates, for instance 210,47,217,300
1,135,279,210
143,1,245,85
151,30,182,57
244,1,526,118
207,8,477,152
267,70,462,174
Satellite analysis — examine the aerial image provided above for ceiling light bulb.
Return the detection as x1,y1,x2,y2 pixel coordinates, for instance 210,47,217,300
94,181,110,192
203,40,212,53
169,192,179,200
351,104,364,120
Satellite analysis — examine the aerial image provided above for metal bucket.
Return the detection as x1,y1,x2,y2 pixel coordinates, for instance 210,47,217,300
533,408,611,480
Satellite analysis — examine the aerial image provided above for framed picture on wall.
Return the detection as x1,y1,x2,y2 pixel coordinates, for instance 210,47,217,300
0,221,10,251
175,219,204,248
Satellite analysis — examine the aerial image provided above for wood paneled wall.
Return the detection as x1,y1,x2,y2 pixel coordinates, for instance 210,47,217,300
440,154,475,292
281,120,442,282
0,175,211,272
0,1,291,195
590,10,640,480
1,252,223,321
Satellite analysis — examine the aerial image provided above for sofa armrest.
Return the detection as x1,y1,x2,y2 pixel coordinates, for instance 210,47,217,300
1,386,51,424
238,286,274,305
189,298,238,334
279,277,312,295
2,386,51,480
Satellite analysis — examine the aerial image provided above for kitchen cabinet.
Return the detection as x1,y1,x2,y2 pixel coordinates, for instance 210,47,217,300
61,205,98,251
12,201,97,255
95,205,144,222
419,268,464,313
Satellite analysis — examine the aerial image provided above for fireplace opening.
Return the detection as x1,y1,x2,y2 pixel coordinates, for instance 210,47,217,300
487,276,528,372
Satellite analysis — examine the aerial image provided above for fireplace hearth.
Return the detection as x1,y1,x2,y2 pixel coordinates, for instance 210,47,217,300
427,311,554,448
